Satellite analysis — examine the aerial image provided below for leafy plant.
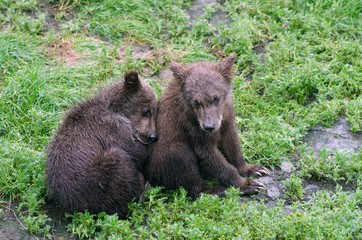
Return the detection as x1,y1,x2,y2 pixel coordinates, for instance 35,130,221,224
283,174,305,201
64,187,362,239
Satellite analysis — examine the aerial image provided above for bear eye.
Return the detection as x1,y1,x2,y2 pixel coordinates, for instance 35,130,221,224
213,96,220,104
194,100,201,108
143,108,151,116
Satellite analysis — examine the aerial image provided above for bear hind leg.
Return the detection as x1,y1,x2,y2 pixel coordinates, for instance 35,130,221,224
88,148,144,217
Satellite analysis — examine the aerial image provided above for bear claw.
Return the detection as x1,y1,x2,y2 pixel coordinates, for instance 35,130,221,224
255,167,270,176
239,164,270,178
255,181,266,189
238,179,266,196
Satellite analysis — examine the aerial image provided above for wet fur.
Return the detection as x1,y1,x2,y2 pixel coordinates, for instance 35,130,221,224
46,71,157,218
145,54,269,199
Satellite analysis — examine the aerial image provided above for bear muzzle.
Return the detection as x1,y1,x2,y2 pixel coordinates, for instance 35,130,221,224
203,123,215,132
148,133,158,142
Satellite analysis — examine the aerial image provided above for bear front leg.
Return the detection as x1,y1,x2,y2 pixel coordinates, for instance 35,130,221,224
219,121,269,177
195,145,265,195
146,142,203,199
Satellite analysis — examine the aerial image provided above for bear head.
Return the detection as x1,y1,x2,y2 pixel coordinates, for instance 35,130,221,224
111,71,158,144
170,53,236,133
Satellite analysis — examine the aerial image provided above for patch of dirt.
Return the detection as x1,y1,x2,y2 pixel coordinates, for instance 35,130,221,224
44,201,77,240
253,40,271,64
209,7,230,27
186,0,232,59
113,0,234,81
0,202,76,240
37,0,77,33
148,68,173,85
187,0,217,25
44,38,87,65
1,1,77,33
117,45,156,61
187,0,230,27
0,204,37,240
185,0,272,82
245,40,271,82
117,44,186,81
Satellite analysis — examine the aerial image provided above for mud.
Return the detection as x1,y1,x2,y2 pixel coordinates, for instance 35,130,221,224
253,40,271,65
303,118,362,156
149,68,173,84
187,0,216,25
117,45,154,60
44,38,87,66
43,202,77,240
38,1,77,33
245,40,271,82
0,202,75,240
187,0,230,27
0,205,37,240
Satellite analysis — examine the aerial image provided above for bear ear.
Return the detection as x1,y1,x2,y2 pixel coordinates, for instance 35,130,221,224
170,62,189,83
124,71,140,91
218,53,236,81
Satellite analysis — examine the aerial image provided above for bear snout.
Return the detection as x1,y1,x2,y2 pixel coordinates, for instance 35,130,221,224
148,133,158,142
203,123,215,132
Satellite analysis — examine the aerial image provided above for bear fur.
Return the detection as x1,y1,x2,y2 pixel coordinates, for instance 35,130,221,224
46,71,158,218
145,53,269,199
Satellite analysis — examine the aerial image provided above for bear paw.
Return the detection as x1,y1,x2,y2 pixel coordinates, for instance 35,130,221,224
238,163,270,178
238,178,265,196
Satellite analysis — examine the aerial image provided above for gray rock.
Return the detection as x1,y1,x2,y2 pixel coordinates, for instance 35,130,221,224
303,118,362,156
258,176,274,185
304,184,320,194
267,185,281,200
280,162,294,173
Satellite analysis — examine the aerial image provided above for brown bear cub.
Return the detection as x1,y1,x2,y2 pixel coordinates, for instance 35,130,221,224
46,71,158,218
145,53,269,199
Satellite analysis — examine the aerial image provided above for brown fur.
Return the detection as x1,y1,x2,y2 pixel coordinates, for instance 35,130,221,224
46,71,157,217
145,54,269,199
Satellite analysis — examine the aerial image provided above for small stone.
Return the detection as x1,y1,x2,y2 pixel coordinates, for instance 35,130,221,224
280,162,294,173
258,176,273,185
267,185,281,200
304,184,320,194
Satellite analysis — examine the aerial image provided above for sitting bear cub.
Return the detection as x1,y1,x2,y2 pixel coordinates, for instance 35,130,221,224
46,71,157,218
146,53,269,199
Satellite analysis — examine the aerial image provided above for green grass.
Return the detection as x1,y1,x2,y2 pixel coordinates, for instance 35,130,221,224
298,146,362,187
0,0,361,238
65,187,361,239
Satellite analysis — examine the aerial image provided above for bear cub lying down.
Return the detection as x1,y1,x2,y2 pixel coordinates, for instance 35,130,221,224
46,71,157,218
146,53,269,199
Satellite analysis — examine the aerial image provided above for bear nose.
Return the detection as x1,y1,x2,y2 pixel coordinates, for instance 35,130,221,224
148,133,158,142
203,123,215,132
